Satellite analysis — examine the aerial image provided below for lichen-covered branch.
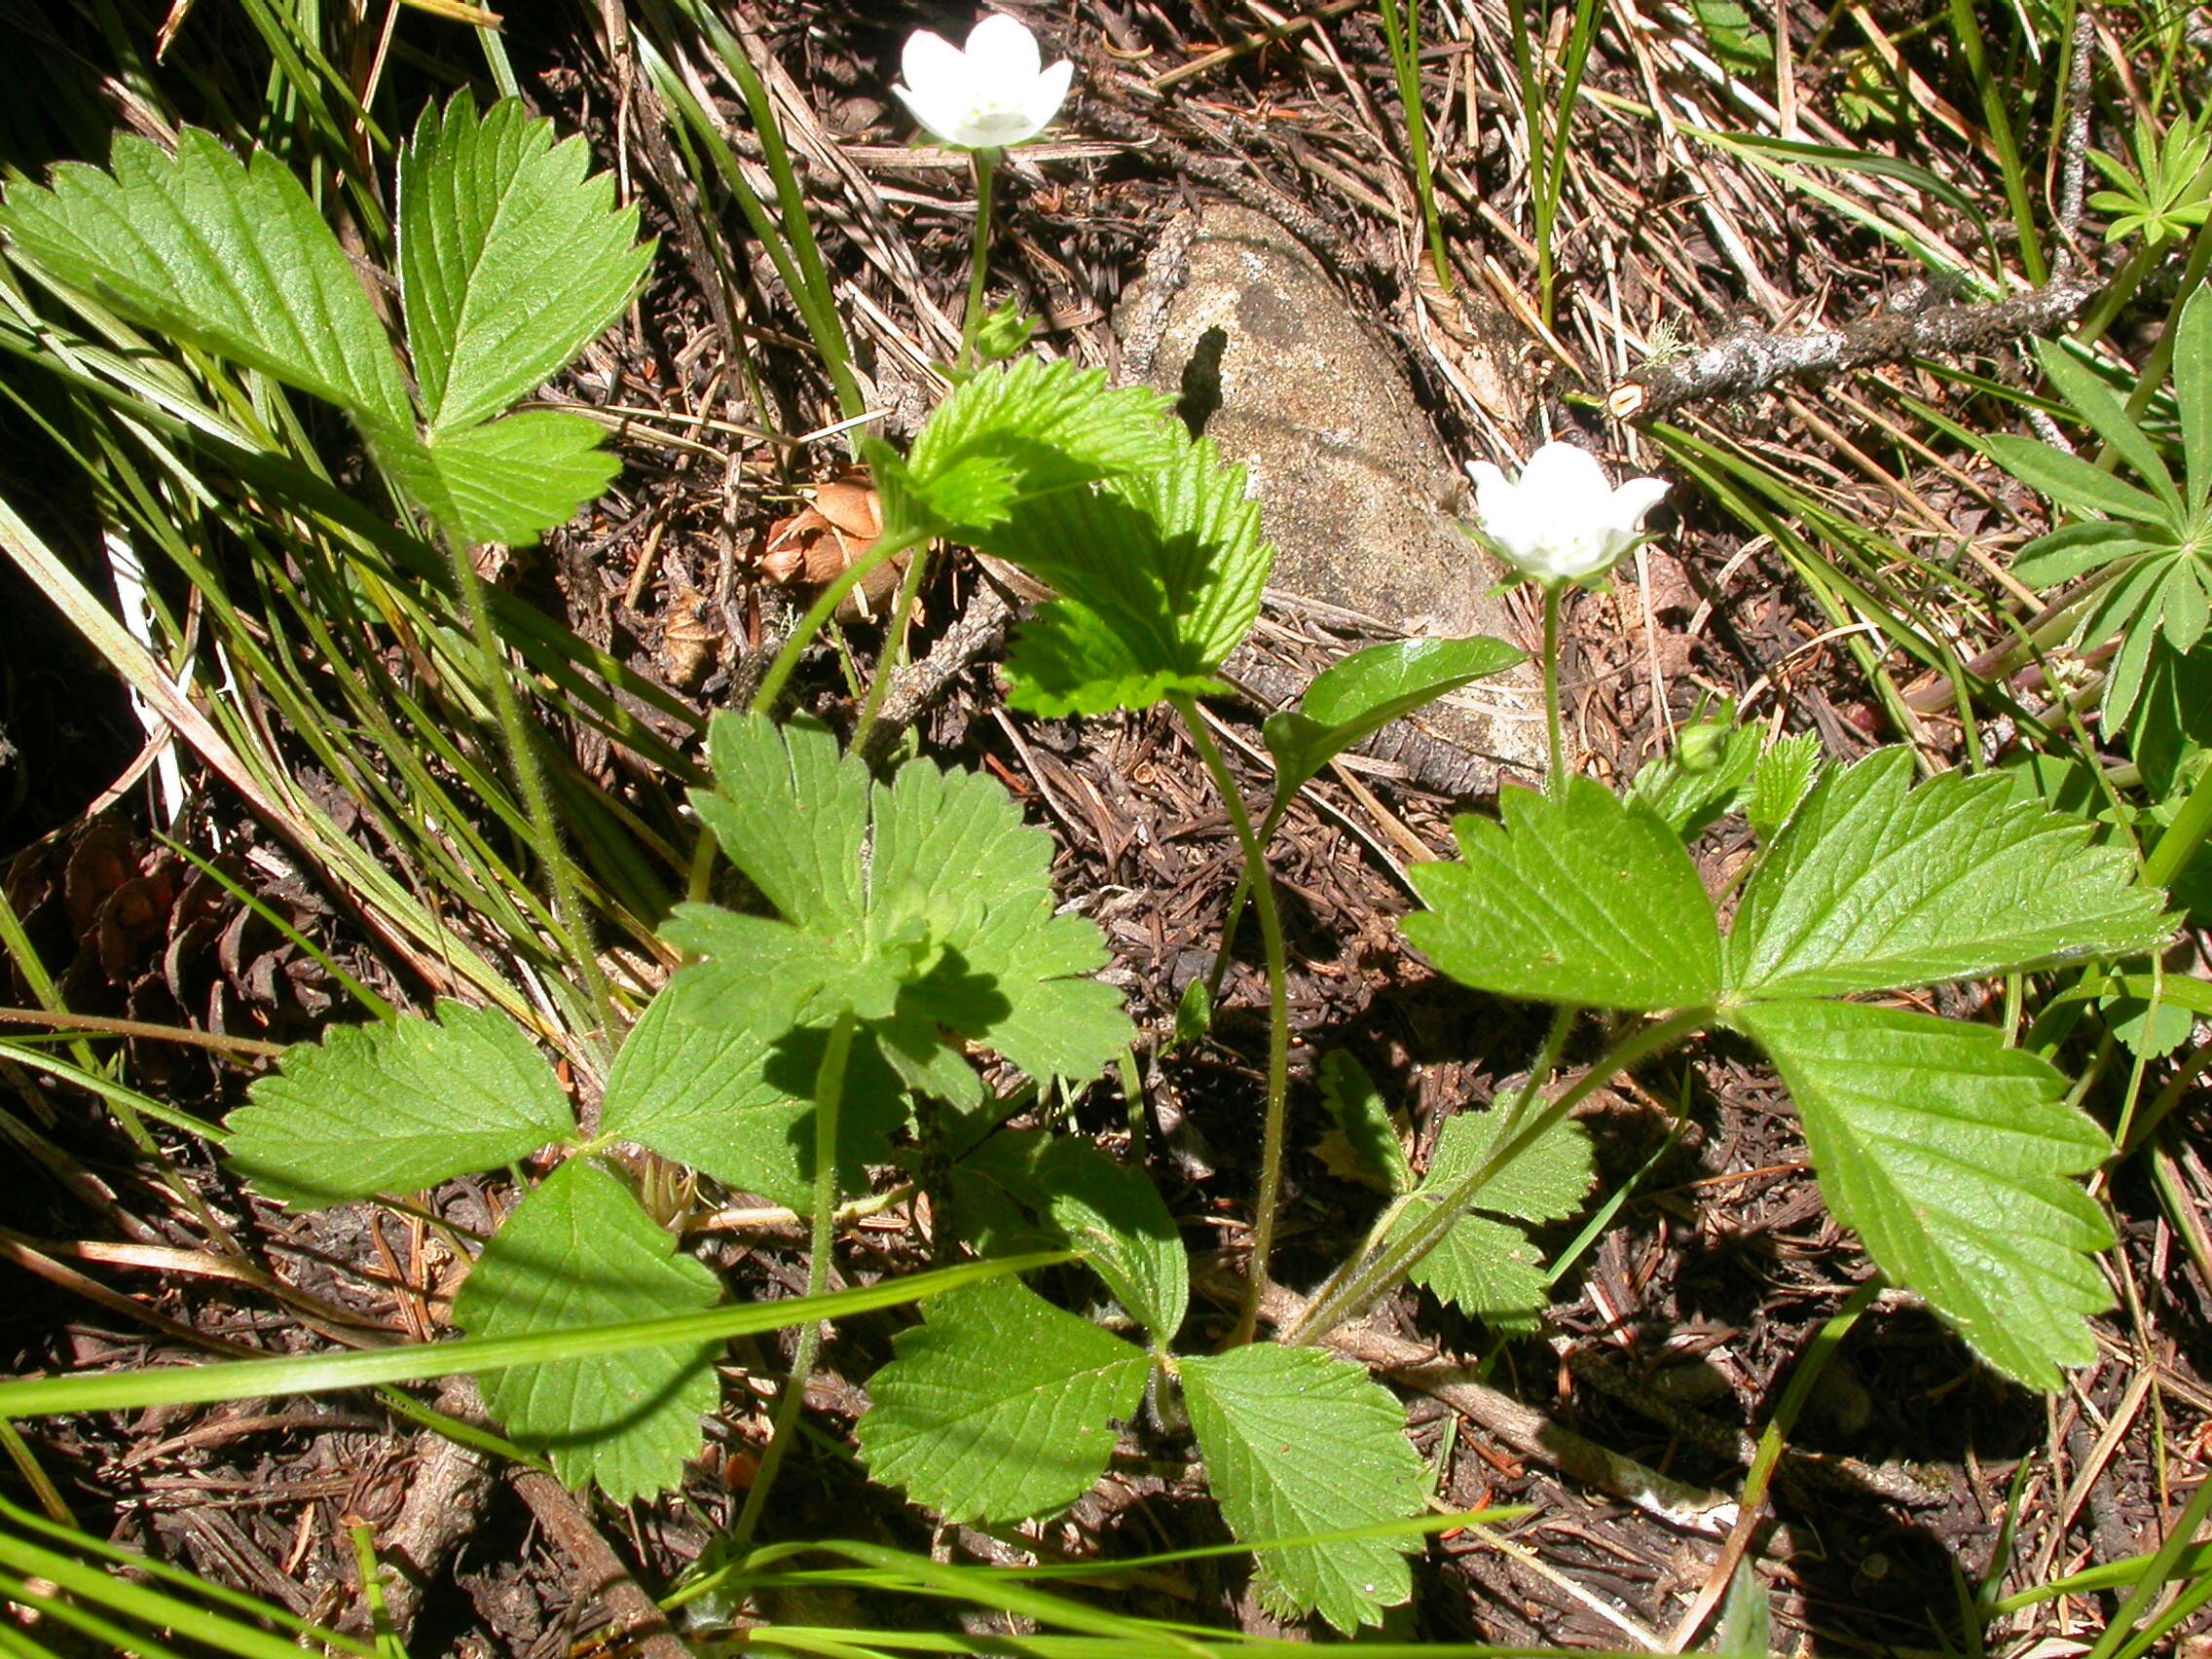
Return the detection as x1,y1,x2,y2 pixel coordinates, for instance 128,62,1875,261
1608,280,2093,422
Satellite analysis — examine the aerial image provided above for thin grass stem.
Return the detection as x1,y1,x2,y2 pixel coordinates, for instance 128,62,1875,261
444,535,620,1064
1376,0,1452,292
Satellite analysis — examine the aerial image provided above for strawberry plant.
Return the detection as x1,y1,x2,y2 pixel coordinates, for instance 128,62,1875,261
0,80,2187,1643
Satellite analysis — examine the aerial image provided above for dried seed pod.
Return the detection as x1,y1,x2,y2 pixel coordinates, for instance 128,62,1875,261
756,470,907,622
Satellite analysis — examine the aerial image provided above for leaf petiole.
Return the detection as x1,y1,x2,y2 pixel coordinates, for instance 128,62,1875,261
1171,693,1291,1348
1287,1007,1708,1346
750,529,928,718
732,1005,858,1547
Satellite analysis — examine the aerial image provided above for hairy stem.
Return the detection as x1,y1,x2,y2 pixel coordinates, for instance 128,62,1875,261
852,541,934,752
731,1006,855,1547
960,147,1000,369
446,537,618,1063
1542,582,1567,797
1287,1009,1707,1346
1173,694,1291,1348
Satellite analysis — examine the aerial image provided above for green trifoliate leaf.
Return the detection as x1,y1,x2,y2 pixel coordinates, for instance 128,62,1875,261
1744,730,1825,843
1403,780,1724,1012
1178,1345,1423,1633
1315,1051,1413,1196
1405,1213,1552,1330
453,1158,721,1500
0,129,413,438
902,355,1173,534
598,980,907,1214
225,1001,573,1208
1264,637,1527,793
1724,750,2173,1001
954,1131,1188,1345
990,427,1274,716
858,1277,1149,1525
398,92,651,433
673,714,1130,1091
1387,1106,1593,1329
1732,1000,2112,1390
378,411,620,547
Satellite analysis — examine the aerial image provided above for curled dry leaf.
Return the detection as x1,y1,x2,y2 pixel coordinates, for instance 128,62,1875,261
756,470,907,622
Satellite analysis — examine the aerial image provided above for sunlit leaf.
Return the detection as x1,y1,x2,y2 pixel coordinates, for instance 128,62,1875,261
858,1277,1149,1524
454,1159,721,1500
1179,1345,1423,1633
226,1001,572,1208
1733,1000,2112,1389
1404,780,1724,1012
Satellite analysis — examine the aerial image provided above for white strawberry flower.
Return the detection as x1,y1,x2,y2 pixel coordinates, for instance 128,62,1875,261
894,14,1074,151
1467,441,1671,586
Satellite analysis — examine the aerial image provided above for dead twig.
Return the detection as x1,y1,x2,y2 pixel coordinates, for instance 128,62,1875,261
1607,280,2093,422
510,1467,701,1659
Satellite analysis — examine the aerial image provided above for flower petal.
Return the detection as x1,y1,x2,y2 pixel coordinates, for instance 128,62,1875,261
965,12,1044,81
1517,440,1609,501
894,81,974,148
1022,56,1075,130
901,28,966,97
1607,476,1671,534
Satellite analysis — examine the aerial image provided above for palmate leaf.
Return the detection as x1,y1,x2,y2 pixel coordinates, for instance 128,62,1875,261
453,1158,721,1501
1389,1107,1593,1329
1732,1001,2113,1389
1179,1345,1424,1633
672,714,1130,1091
598,981,907,1214
1726,750,2173,999
0,129,414,439
1402,781,1723,1011
857,1278,1149,1525
398,92,651,433
225,1001,573,1208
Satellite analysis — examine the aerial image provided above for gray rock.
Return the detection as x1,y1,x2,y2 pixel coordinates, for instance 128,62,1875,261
1117,205,1549,793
